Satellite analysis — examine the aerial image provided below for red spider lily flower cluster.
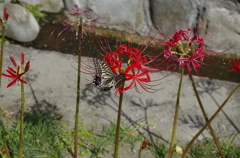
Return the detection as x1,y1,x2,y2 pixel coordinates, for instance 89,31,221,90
68,4,101,31
83,36,163,94
228,57,240,72
0,6,9,24
141,139,148,149
104,44,161,94
63,4,101,36
1,53,30,88
50,4,102,51
156,28,222,76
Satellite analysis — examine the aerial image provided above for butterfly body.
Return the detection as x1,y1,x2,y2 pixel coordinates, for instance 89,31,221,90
91,75,102,87
87,58,126,92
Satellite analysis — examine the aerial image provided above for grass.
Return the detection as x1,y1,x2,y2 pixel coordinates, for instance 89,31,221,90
0,108,240,158
0,32,10,44
0,112,67,158
151,138,240,158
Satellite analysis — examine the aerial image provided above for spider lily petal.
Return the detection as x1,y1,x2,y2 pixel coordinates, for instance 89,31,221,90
228,57,240,72
10,56,17,67
4,7,9,21
0,7,9,24
1,53,30,88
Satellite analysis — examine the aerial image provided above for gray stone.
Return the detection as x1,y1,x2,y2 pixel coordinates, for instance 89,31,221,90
19,0,63,13
198,1,240,53
0,3,39,42
148,0,240,54
149,0,196,31
64,0,153,35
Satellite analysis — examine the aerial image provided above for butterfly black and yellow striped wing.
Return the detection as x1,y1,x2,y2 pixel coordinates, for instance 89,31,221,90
87,58,126,92
93,58,114,80
113,74,126,89
99,73,126,92
93,58,115,86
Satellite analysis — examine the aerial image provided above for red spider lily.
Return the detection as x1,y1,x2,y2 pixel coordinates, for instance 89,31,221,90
1,53,30,88
67,4,102,33
141,139,148,149
108,44,165,94
50,4,104,52
83,35,164,94
0,6,9,24
155,27,223,76
228,57,240,72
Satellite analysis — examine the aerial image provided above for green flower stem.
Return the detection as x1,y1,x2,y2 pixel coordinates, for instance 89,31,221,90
18,78,25,158
114,87,124,158
168,68,184,158
138,148,143,158
182,84,240,158
0,24,6,88
73,24,82,158
189,73,225,158
4,137,11,158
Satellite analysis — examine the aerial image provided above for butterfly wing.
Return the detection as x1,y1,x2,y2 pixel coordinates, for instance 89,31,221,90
89,58,126,92
93,58,104,77
88,58,113,87
99,79,114,92
94,58,115,85
99,73,126,92
114,74,126,89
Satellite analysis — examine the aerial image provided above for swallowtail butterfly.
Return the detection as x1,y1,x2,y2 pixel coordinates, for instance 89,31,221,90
87,58,126,92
